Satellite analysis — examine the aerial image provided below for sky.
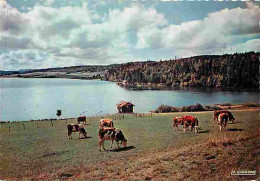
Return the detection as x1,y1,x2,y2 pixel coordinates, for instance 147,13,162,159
0,0,259,70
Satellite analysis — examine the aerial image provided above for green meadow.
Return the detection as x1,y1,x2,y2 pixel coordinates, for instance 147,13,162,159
0,110,259,179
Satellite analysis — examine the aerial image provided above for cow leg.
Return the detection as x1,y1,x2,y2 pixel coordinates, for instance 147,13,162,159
225,122,228,131
195,126,198,133
110,140,114,148
102,141,106,151
116,141,120,149
183,123,187,132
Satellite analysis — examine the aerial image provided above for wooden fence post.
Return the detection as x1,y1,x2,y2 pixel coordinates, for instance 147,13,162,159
22,123,25,130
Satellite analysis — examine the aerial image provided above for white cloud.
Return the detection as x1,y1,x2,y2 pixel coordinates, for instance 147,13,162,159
42,0,54,6
0,2,259,70
136,2,260,55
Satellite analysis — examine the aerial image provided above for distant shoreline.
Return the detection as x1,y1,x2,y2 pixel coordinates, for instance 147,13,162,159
1,102,259,123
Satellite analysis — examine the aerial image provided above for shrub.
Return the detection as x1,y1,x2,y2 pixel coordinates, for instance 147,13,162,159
204,105,222,111
243,102,260,107
156,105,179,113
219,103,232,106
156,103,222,113
181,103,205,112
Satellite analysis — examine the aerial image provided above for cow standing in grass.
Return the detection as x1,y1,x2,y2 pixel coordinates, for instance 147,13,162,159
213,110,235,124
77,116,87,124
99,119,114,129
67,124,87,139
172,117,183,131
181,115,199,133
98,128,127,151
218,113,229,131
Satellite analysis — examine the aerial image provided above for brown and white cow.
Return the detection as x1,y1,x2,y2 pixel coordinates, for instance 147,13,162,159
172,117,184,131
213,110,235,124
218,113,229,131
98,128,127,151
99,119,114,129
67,124,87,139
181,115,199,133
77,116,87,124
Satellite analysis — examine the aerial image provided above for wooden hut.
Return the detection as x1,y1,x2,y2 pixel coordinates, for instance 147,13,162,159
116,101,135,113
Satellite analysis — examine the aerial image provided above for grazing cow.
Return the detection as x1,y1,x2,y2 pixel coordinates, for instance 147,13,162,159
67,124,87,139
99,119,114,129
213,110,235,124
172,117,183,131
181,115,199,133
77,116,87,124
98,128,127,151
218,113,229,131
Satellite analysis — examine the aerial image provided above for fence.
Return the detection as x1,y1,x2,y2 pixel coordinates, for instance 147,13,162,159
0,112,154,132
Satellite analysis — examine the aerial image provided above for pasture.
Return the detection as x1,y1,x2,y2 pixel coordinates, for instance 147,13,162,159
0,109,259,180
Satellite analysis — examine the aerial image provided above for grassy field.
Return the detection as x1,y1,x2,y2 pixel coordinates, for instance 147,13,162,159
0,109,259,180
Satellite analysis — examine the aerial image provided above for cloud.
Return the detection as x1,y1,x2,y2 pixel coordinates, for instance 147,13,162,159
0,2,259,70
136,2,260,55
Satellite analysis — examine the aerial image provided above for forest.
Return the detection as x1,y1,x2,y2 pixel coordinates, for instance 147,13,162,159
105,52,259,89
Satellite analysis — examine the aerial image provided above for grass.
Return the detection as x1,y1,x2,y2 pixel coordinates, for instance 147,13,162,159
0,109,259,180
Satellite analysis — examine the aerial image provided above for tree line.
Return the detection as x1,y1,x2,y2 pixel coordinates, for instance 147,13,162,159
105,52,259,89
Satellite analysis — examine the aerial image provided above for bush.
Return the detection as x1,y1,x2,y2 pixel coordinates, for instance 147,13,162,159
204,105,222,111
181,103,205,112
219,103,232,106
156,105,179,113
243,102,260,107
156,103,222,113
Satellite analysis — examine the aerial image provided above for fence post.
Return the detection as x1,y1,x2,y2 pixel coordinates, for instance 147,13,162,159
23,123,25,130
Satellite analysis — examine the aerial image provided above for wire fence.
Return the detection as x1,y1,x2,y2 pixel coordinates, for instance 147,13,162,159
0,112,154,132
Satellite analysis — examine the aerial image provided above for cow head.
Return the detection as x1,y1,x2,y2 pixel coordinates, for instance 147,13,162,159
83,131,87,138
122,139,127,147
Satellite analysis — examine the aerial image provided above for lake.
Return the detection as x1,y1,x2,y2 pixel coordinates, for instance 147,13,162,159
0,78,258,121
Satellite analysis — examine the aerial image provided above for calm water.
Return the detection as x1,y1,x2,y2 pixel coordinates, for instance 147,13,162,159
0,78,258,121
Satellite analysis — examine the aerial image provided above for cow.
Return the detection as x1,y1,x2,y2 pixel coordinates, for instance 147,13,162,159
98,128,127,151
67,124,87,139
213,110,235,124
172,117,184,131
99,119,114,129
218,113,229,131
181,115,199,133
77,116,87,124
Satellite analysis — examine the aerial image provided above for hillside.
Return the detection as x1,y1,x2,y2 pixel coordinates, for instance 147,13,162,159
105,52,259,89
0,65,110,80
0,109,259,180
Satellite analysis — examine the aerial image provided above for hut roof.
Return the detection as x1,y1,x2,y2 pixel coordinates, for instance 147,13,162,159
116,101,135,108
